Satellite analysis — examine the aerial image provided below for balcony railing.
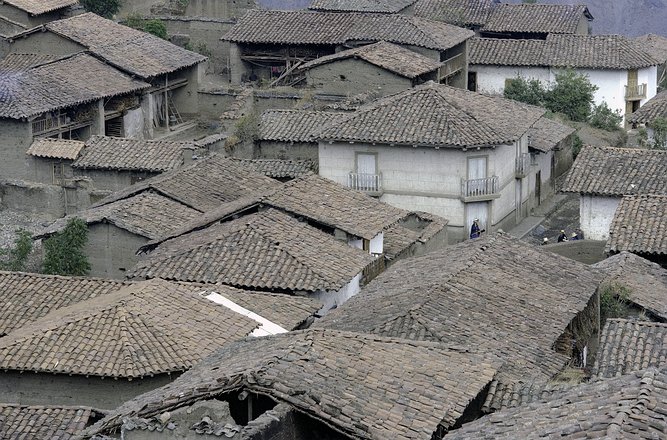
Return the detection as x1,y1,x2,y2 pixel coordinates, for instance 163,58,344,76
461,176,500,202
515,153,531,178
625,83,647,100
348,172,383,195
32,114,68,135
439,53,466,80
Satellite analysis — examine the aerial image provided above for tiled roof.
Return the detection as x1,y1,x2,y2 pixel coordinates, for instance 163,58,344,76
84,329,502,438
316,233,603,388
445,368,667,439
561,146,667,196
231,158,316,179
413,0,495,27
37,191,201,240
0,53,149,119
72,135,192,173
606,194,667,256
593,252,667,321
482,4,592,34
470,34,659,69
300,41,442,79
309,0,416,13
627,90,667,125
0,53,56,71
0,271,126,336
262,174,408,240
382,212,449,260
26,137,85,160
528,117,576,153
93,154,280,213
0,404,100,440
46,13,206,79
223,10,474,52
318,82,545,147
594,319,667,378
0,279,259,378
635,33,667,64
128,209,375,292
259,109,347,143
3,0,76,15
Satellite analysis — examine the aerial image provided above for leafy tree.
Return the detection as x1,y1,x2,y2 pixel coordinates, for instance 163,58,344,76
42,218,91,276
544,70,598,122
80,0,122,18
651,117,667,149
503,76,546,106
143,19,168,40
589,102,622,131
0,229,33,272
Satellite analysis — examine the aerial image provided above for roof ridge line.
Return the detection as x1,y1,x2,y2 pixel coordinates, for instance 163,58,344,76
604,369,657,438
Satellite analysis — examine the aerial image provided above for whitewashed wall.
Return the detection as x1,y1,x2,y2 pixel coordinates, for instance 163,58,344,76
314,272,362,314
579,195,620,240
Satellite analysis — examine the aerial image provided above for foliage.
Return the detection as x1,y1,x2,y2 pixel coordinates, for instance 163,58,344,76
0,229,33,272
143,19,168,39
600,283,631,325
80,0,122,18
544,70,598,122
185,41,212,57
233,112,259,144
571,133,583,158
638,117,667,149
42,218,91,276
503,76,545,107
588,102,622,131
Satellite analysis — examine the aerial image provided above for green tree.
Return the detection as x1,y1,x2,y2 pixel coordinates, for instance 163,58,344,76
589,102,623,131
0,229,33,272
143,19,168,40
503,76,546,106
651,117,667,149
80,0,122,18
42,218,91,276
545,70,598,122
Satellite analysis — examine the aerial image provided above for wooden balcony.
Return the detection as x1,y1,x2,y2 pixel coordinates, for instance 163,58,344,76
348,172,383,196
625,83,647,100
461,176,500,202
438,53,465,80
31,114,68,135
515,153,531,179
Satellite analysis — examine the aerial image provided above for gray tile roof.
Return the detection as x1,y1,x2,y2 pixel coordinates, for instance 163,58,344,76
0,279,260,378
635,33,667,64
316,233,603,388
0,404,100,440
593,319,667,378
0,271,127,337
0,53,56,71
528,117,576,153
309,0,416,13
223,10,474,52
606,194,667,256
0,53,149,119
3,0,76,15
413,0,495,27
84,329,502,438
128,208,376,292
300,41,442,79
482,3,592,35
627,90,667,125
46,13,206,79
26,138,85,160
72,135,193,173
318,82,545,147
444,368,667,439
231,158,317,179
593,252,667,321
561,146,667,196
259,109,347,143
470,34,659,70
383,212,449,260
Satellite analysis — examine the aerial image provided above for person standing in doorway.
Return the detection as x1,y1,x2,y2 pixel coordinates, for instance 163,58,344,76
470,219,481,239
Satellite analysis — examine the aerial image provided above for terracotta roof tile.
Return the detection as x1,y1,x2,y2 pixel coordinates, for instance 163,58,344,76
300,41,442,79
231,158,317,179
627,90,667,125
129,209,376,292
593,319,667,378
635,33,667,64
528,117,576,153
413,0,495,27
3,0,76,15
46,13,206,79
309,0,416,13
223,10,474,51
259,109,347,143
26,137,85,160
0,279,260,378
318,82,545,147
84,329,502,438
482,4,591,34
606,194,667,256
72,135,193,173
561,146,667,196
0,404,99,439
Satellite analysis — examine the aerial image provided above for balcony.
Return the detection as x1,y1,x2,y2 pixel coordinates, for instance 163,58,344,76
515,153,531,179
625,83,647,100
438,53,466,80
461,176,500,202
348,172,383,196
31,114,68,135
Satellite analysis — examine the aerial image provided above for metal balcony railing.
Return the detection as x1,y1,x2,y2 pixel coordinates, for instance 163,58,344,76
461,176,500,201
348,172,382,194
625,83,647,100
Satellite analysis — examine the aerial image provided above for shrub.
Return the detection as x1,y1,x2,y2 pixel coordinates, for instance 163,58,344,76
651,117,667,149
589,102,623,131
80,0,122,18
600,283,631,325
0,229,33,272
42,218,91,276
143,19,168,40
233,112,259,144
571,133,583,158
544,70,598,122
504,76,546,106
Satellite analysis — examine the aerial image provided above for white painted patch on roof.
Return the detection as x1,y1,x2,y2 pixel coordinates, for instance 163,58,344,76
203,292,288,337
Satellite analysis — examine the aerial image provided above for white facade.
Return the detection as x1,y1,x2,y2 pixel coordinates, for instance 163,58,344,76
313,272,362,314
579,194,620,240
472,65,658,123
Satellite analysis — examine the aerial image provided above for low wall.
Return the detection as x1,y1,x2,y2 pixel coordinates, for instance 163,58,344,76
0,180,65,219
543,240,607,265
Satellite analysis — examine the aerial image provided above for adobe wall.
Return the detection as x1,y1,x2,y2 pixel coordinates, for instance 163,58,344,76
256,141,318,161
183,0,256,19
553,135,574,178
0,371,176,410
0,119,32,180
8,31,85,58
0,180,65,219
198,90,240,119
84,223,149,279
543,240,607,265
0,16,25,38
170,64,204,118
73,169,157,192
253,91,301,113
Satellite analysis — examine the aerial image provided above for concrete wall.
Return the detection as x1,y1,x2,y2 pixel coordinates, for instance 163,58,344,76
313,272,362,314
579,194,620,240
472,65,552,95
0,119,32,180
84,223,149,279
305,58,414,97
8,31,85,58
0,371,176,410
256,141,318,161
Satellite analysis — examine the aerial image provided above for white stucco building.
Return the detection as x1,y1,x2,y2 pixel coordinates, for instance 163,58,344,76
468,35,659,124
